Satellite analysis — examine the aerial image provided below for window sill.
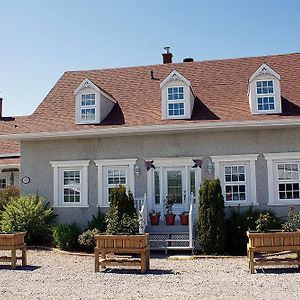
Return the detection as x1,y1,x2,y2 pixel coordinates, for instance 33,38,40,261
225,202,259,207
268,201,300,206
53,205,89,208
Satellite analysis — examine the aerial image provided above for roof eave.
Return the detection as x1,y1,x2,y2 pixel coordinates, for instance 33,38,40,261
1,119,300,141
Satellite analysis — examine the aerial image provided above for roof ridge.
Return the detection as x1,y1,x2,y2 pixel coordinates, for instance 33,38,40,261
64,52,300,73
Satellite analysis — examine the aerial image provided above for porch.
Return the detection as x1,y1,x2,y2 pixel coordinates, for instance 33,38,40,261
135,193,197,253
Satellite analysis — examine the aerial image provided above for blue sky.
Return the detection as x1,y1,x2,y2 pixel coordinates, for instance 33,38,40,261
1,0,300,116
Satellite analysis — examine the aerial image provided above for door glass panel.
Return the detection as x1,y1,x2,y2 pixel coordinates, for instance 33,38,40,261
190,170,196,203
167,170,182,204
154,171,160,204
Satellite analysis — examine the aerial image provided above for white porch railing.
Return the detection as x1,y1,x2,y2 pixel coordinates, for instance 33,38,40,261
188,192,194,249
137,193,147,234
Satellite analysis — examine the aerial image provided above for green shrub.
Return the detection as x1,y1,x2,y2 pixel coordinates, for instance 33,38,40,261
225,206,282,254
197,178,226,254
78,228,100,252
52,223,81,251
0,195,54,244
106,185,139,235
0,186,19,211
87,209,107,232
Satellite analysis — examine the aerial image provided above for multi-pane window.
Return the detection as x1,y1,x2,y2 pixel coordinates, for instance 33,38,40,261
224,165,246,201
81,93,96,121
107,169,127,202
63,170,81,203
277,163,300,200
167,87,184,116
0,178,6,189
256,80,275,111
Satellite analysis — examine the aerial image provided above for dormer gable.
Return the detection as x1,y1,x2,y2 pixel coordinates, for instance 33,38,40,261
74,78,116,124
160,70,195,120
248,63,281,114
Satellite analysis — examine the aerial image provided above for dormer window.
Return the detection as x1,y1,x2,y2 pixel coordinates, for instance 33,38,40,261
80,93,96,121
256,80,275,111
160,70,195,120
248,64,281,115
167,87,185,116
74,78,116,125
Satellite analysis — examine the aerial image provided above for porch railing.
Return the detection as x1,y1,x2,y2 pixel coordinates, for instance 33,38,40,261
138,193,147,234
188,192,194,249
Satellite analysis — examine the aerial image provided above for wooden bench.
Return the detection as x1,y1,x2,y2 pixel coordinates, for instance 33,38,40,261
95,234,150,273
247,231,300,273
0,232,27,269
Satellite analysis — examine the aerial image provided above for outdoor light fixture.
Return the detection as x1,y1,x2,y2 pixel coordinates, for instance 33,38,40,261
207,161,214,175
134,164,140,176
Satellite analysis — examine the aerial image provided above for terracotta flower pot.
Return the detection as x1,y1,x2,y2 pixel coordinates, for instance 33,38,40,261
165,214,176,225
149,214,160,226
180,214,189,225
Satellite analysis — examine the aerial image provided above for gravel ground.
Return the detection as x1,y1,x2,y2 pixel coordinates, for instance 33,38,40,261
0,249,300,300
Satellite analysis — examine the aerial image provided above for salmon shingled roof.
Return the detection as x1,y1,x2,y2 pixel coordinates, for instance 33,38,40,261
1,52,300,136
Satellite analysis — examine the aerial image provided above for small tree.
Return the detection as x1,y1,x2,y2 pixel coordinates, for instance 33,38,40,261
197,178,225,254
0,186,19,211
106,185,139,235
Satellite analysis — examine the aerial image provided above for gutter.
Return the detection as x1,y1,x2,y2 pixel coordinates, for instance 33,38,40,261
0,119,300,141
0,153,20,158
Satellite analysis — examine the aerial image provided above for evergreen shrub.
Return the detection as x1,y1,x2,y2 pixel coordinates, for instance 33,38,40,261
106,185,139,235
197,178,226,254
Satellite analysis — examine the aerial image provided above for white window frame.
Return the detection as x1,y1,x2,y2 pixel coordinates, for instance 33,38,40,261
105,166,128,204
94,159,137,207
167,86,185,117
50,160,90,207
80,93,96,122
211,154,259,206
0,174,8,189
264,152,300,205
255,79,275,112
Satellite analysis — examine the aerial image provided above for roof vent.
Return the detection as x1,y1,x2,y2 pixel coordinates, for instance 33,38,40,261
183,58,194,63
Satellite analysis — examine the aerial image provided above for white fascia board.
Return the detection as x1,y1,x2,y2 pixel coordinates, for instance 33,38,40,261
264,152,300,161
94,158,137,167
145,157,198,167
2,118,300,141
0,153,20,158
249,63,281,82
74,78,101,95
160,69,191,88
0,164,20,169
50,160,90,168
211,154,259,163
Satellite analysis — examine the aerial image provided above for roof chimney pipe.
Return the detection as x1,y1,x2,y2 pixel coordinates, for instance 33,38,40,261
162,47,173,64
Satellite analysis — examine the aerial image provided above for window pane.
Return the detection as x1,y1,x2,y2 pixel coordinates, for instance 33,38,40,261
167,170,182,204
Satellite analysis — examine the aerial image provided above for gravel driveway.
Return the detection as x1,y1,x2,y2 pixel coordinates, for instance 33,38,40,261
0,249,300,300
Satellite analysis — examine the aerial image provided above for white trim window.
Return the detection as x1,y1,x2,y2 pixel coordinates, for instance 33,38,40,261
211,154,258,206
256,80,275,112
265,153,300,205
50,160,90,207
80,93,96,122
94,159,137,207
0,177,7,189
167,87,185,117
106,167,128,203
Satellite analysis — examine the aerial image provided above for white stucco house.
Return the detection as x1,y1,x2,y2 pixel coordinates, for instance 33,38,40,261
1,49,300,250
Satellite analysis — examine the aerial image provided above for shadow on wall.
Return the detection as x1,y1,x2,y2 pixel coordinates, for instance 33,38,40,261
191,97,220,120
281,97,300,116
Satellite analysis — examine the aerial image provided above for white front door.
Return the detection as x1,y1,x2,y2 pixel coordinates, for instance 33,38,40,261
163,167,187,215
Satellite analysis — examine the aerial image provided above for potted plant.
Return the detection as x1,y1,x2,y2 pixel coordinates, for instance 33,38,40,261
149,210,161,226
164,196,176,226
179,211,189,225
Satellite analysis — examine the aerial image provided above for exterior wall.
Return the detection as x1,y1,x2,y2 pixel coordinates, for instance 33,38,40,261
20,127,300,226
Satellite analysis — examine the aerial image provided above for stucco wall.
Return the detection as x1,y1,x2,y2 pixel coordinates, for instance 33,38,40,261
20,127,300,226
